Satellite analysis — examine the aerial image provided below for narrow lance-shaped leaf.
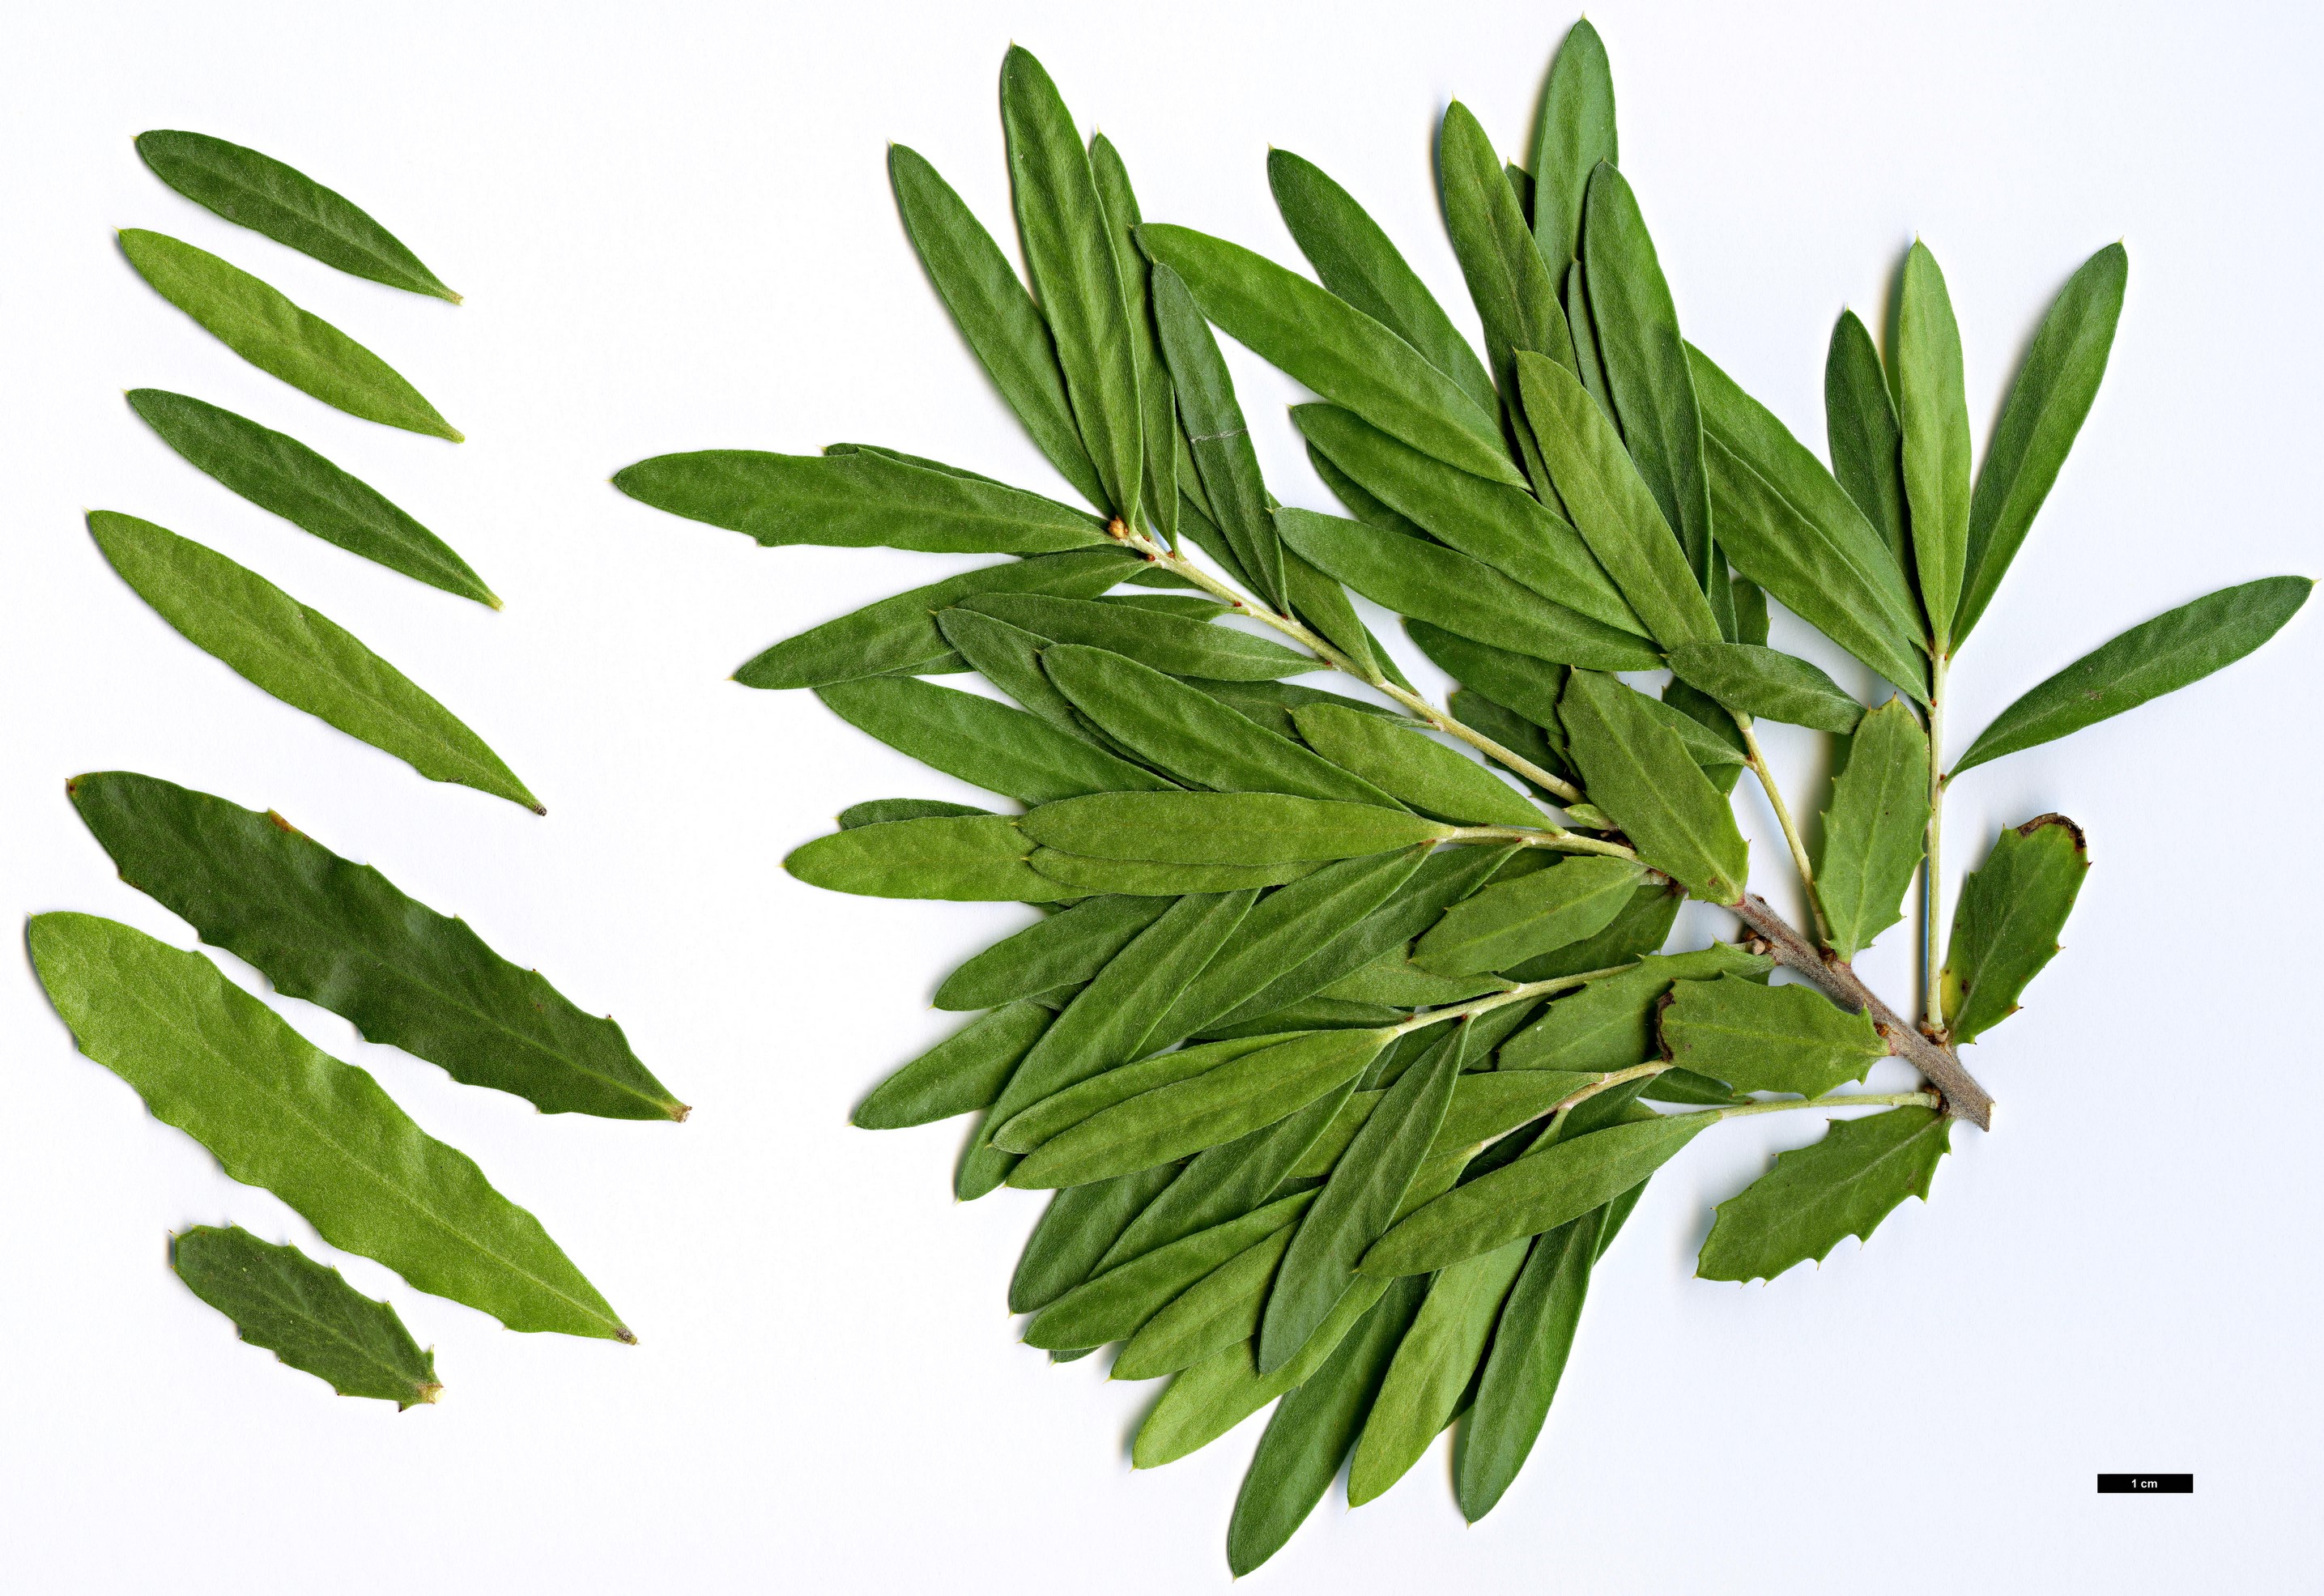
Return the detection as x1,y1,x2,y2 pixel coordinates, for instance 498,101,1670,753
87,513,537,811
1150,260,1283,604
1088,134,1178,542
1028,853,1317,897
1267,148,1497,413
1412,855,1646,977
30,914,628,1340
1290,703,1544,828
815,677,1168,805
1455,1206,1602,1521
992,1033,1297,1155
1659,975,1888,1097
1010,1164,1180,1314
1001,46,1143,521
1824,309,1913,579
1114,1222,1300,1379
785,815,1067,903
1815,700,1931,960
1666,641,1864,734
1500,943,1769,1072
1098,1084,1356,1270
172,1226,441,1408
126,391,494,606
611,448,1110,554
966,591,1314,680
70,772,681,1121
117,230,459,441
1530,20,1616,269
837,798,990,828
1697,1105,1952,1282
1024,1189,1318,1351
931,605,1109,741
854,1002,1053,1130
1939,813,2090,1045
1951,577,2313,776
1560,670,1749,903
1440,100,1577,399
1894,241,1970,650
1347,1234,1529,1505
1956,244,2128,645
1138,223,1525,488
135,131,458,301
1020,792,1448,866
934,894,1172,1012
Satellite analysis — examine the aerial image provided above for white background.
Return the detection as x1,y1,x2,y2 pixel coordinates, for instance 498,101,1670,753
2,2,2317,1590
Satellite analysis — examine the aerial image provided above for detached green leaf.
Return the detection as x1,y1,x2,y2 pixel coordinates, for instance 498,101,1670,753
965,592,1313,680
1666,641,1863,733
1956,245,2128,643
126,391,494,606
1697,1105,1951,1282
1660,975,1887,1097
87,513,536,811
889,144,1110,509
70,772,679,1120
734,547,1139,688
785,815,1066,901
118,230,458,440
1020,792,1446,866
816,677,1168,805
1363,1112,1710,1276
1413,856,1645,977
855,1002,1053,1129
612,448,1109,554
172,1226,441,1407
1347,1235,1527,1505
1277,508,1660,671
1455,1207,1600,1521
1516,353,1721,648
1530,20,1617,269
1441,100,1575,397
1560,670,1749,902
1952,577,2313,775
1895,242,1970,649
1816,700,1932,960
136,131,458,300
1138,223,1524,487
1291,704,1543,828
1267,149,1498,413
1001,46,1142,521
1151,262,1282,604
1824,309,1911,577
1939,813,2090,1045
31,914,626,1339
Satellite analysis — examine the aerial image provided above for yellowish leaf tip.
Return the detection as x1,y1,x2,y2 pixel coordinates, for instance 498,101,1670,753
413,1381,445,1406
615,1326,638,1345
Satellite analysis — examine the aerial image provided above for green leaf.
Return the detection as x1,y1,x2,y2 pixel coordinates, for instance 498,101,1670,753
1276,508,1661,671
1088,134,1179,541
734,547,1139,688
1407,623,1567,742
611,448,1109,554
1009,1027,1398,1189
1454,1207,1600,1521
1530,21,1617,269
992,1033,1296,1154
1020,793,1447,866
1697,1105,1951,1282
1515,352,1720,649
87,513,537,811
172,1226,441,1407
964,592,1311,680
1183,675,1409,742
785,815,1066,901
935,895,1173,1011
815,677,1167,805
1290,704,1543,828
1815,700,1930,960
1099,1087,1356,1270
1226,1275,1431,1576
1501,878,1679,985
1956,245,2128,643
964,891,1256,1196
1939,813,2090,1045
1028,853,1317,896
1348,1234,1528,1505
126,391,494,606
1500,944,1769,1071
1114,1222,1299,1380
888,143,1110,510
1261,1028,1465,1371
1279,547,1386,682
1441,100,1576,399
1661,679,1746,796
117,230,458,440
1025,1189,1317,1351
135,131,458,301
932,606,1106,742
1659,975,1888,1097
836,798,990,828
70,772,679,1120
1823,309,1911,577
1000,47,1142,521
854,1002,1053,1130
1291,403,1644,635
1952,577,2313,776
1151,262,1282,604
31,914,626,1339
1666,641,1863,733
1364,1112,1710,1276
1894,242,1971,650
1412,856,1645,977
1578,165,1714,598
1687,343,1930,699
1041,644,1400,802
1317,954,1505,1007
1011,1164,1181,1313
1137,223,1524,487
1267,149,1498,414
1560,670,1748,902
